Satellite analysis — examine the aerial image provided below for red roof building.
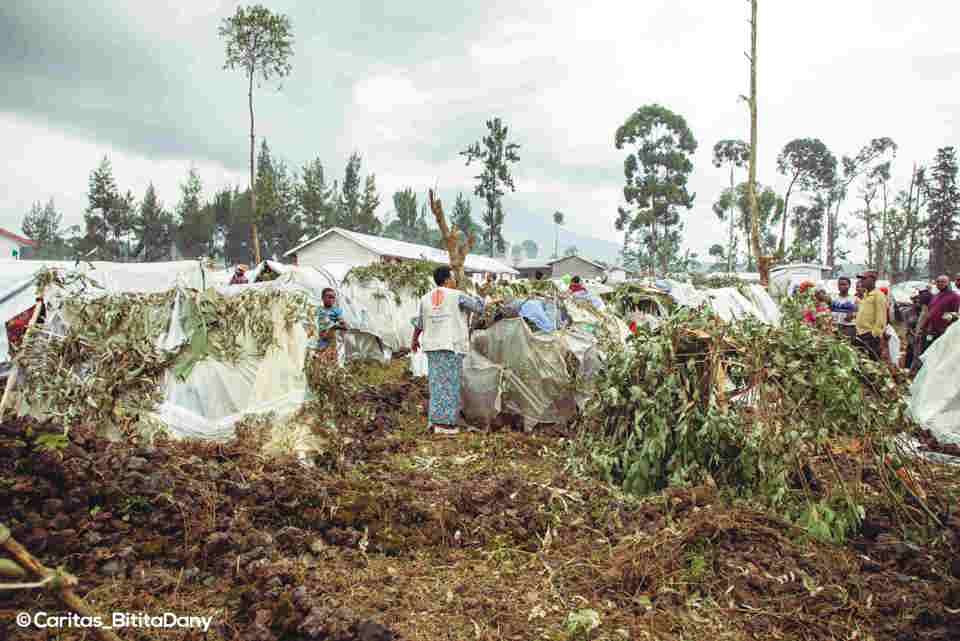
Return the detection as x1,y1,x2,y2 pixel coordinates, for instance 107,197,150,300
0,228,37,248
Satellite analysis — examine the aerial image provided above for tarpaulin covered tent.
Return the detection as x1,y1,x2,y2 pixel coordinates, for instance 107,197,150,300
9,261,391,441
909,322,960,445
1,260,209,366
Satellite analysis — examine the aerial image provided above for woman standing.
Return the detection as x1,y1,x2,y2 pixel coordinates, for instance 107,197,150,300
411,265,484,435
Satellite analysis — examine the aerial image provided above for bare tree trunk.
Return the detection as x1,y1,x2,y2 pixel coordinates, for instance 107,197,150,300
430,190,475,290
746,0,768,284
248,69,261,265
778,174,799,255
728,166,735,272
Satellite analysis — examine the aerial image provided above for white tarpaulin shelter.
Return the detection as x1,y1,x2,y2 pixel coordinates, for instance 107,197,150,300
11,260,392,442
909,322,960,444
0,260,208,365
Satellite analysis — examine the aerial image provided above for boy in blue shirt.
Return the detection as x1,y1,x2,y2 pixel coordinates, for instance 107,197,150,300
830,276,858,339
313,287,346,351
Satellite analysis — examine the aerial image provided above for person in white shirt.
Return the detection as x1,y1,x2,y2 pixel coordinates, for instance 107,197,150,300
410,265,485,435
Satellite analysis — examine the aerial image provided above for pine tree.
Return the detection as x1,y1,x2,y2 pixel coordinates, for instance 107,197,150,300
338,153,363,229
357,174,382,234
136,184,174,261
83,156,134,259
925,146,960,277
176,167,214,258
22,198,63,251
297,157,335,238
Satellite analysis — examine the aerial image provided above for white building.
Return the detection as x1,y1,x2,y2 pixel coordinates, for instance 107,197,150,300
0,229,36,259
283,227,519,283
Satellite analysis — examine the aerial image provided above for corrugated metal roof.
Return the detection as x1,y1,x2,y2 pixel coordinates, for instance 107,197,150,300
284,227,518,274
513,258,553,270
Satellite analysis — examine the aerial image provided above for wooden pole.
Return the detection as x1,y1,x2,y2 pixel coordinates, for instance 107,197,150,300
0,292,44,417
0,524,123,641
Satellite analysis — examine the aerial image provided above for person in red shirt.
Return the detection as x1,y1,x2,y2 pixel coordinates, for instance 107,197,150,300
919,274,960,347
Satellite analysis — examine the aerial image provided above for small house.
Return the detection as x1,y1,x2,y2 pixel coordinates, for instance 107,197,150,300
0,229,36,260
283,227,519,281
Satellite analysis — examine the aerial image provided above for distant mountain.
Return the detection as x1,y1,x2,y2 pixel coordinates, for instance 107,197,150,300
502,211,622,264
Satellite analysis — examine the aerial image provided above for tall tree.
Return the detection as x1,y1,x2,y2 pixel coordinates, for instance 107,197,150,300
337,153,363,229
615,104,697,274
176,167,214,258
824,137,897,267
552,210,564,259
450,193,481,242
712,182,782,269
135,184,174,261
775,138,836,254
712,139,750,272
22,198,63,255
255,140,302,259
83,156,134,260
356,174,382,235
461,117,521,257
388,187,419,241
297,157,335,238
925,146,959,277
790,198,825,262
219,4,294,264
521,239,539,259
744,0,767,283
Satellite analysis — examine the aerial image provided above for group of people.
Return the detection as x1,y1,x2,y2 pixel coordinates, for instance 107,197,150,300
801,270,960,370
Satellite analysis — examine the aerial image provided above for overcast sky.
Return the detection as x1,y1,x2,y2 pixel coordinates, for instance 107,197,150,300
1,0,957,261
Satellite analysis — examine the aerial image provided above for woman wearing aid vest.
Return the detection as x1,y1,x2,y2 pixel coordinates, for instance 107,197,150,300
410,265,485,435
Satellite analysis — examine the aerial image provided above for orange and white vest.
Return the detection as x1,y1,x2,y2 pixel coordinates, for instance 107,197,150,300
419,287,471,354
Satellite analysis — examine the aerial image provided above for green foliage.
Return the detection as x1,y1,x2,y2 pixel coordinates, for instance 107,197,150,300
462,117,521,257
176,166,214,259
776,138,837,253
20,269,311,428
712,182,782,268
219,4,293,83
22,198,63,252
577,307,916,542
137,184,174,262
563,609,600,640
343,261,436,304
297,157,336,238
34,432,69,457
521,239,539,259
451,193,481,243
82,156,138,260
615,104,698,274
925,146,959,276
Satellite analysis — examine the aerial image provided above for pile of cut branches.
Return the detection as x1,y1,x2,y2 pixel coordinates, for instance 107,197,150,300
576,307,939,541
17,277,311,428
343,261,435,304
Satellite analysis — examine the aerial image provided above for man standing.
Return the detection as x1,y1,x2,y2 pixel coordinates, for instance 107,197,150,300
854,271,887,360
918,274,960,351
411,265,484,435
830,276,858,339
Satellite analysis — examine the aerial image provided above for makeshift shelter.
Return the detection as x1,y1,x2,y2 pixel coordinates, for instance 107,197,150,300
7,260,394,441
909,322,960,444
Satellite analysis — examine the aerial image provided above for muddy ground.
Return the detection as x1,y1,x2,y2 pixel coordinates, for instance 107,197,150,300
2,359,959,641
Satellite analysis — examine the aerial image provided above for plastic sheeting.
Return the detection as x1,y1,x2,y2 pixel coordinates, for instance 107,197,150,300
909,322,960,444
465,318,607,426
151,297,311,440
0,260,208,364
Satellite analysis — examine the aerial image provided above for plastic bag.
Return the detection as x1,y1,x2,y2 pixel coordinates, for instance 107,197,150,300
410,350,428,378
885,325,900,367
